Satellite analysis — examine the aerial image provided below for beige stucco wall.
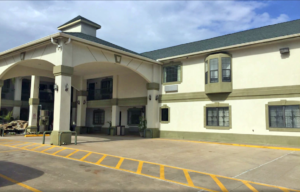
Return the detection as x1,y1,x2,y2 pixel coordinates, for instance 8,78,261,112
162,38,300,93
160,97,300,137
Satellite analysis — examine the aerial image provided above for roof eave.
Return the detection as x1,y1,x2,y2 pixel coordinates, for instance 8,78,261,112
57,19,101,30
157,33,300,62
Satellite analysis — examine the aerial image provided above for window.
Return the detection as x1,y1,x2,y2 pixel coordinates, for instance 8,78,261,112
128,108,142,125
160,105,170,123
93,109,105,125
269,105,300,128
210,58,218,83
162,63,182,84
206,107,229,127
222,57,231,82
205,61,208,84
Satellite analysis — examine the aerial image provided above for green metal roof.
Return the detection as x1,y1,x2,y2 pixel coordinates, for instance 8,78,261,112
58,15,100,28
64,32,142,56
140,19,300,60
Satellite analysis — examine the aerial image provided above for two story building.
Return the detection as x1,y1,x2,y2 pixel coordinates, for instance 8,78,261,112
1,16,300,147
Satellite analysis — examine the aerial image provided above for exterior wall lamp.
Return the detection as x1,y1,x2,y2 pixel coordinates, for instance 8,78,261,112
149,94,151,100
54,84,58,91
20,52,26,60
65,84,69,91
83,100,86,105
114,54,122,63
155,95,159,100
77,100,80,105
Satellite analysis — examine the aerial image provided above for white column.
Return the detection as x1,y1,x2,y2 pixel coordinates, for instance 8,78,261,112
146,83,160,137
13,77,22,119
53,75,72,131
111,75,119,127
75,79,87,134
28,76,40,131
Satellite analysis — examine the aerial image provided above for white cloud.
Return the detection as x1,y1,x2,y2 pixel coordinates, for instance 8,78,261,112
0,1,290,53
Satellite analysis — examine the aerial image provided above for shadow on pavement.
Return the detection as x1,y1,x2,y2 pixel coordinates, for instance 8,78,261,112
0,161,44,188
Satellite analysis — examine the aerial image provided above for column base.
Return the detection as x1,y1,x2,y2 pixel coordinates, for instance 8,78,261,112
26,126,38,134
50,131,72,145
145,128,160,138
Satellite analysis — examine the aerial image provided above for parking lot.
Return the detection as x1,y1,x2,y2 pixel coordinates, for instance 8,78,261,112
0,135,300,192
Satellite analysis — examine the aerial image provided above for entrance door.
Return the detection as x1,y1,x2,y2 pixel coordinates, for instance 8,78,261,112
88,83,95,100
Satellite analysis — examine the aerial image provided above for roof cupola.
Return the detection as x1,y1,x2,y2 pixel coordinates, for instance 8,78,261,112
57,15,101,37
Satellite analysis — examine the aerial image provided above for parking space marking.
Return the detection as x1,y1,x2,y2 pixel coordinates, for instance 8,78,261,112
0,173,41,192
0,150,21,153
1,139,300,192
242,181,259,192
80,152,92,161
211,175,228,192
156,138,300,151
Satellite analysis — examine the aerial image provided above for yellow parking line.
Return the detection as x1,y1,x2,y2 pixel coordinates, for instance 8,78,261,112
0,173,41,192
137,161,143,174
13,142,29,147
52,148,66,155
242,181,259,192
115,158,124,169
157,138,300,151
96,155,107,164
160,165,165,180
183,170,194,187
65,150,78,158
30,145,44,151
211,175,228,192
41,146,55,153
279,187,290,192
80,152,92,161
21,143,37,149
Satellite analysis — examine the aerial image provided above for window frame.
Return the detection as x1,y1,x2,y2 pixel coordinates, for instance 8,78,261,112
209,58,219,83
93,109,105,125
266,100,300,132
221,57,231,82
160,104,170,124
127,108,143,126
204,102,232,130
162,62,183,85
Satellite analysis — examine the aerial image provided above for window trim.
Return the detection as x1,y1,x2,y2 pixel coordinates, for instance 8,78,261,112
160,104,170,124
266,100,300,132
162,62,183,85
204,102,232,130
93,109,105,125
127,107,143,126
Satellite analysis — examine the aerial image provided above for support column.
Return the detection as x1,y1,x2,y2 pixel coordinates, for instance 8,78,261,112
75,86,87,135
13,77,22,119
146,83,160,138
110,75,119,135
50,66,73,145
27,76,40,133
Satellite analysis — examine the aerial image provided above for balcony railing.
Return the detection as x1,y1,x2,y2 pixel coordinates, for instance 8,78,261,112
87,88,112,101
21,91,54,102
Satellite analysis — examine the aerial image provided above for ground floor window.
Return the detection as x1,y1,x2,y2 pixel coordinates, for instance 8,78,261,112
128,108,142,125
93,109,105,125
269,105,300,128
206,107,229,127
160,105,170,123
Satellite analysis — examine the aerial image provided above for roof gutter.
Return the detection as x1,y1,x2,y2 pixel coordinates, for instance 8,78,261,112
157,33,300,62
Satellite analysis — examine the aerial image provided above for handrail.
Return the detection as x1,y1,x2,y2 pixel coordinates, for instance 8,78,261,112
59,131,77,146
42,131,52,144
144,128,153,138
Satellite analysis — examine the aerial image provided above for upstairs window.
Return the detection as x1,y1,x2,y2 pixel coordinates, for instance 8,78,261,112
222,57,231,82
162,63,182,84
210,58,218,83
269,105,300,128
205,61,208,84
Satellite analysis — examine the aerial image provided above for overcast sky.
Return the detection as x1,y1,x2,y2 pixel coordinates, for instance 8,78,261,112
0,1,299,53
